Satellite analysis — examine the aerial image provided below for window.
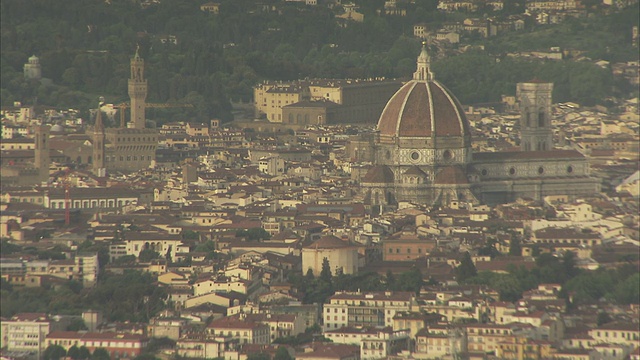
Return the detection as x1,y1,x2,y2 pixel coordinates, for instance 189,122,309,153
538,109,545,127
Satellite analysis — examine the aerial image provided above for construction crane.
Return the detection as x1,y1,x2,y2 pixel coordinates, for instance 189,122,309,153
116,102,194,128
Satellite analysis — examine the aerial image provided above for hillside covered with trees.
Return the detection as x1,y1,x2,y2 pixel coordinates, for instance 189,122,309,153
1,0,637,123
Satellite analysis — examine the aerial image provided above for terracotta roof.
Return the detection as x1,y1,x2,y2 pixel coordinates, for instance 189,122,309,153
47,331,146,341
534,228,600,240
434,166,468,185
329,291,413,301
362,165,395,183
10,313,49,321
404,166,427,176
208,315,265,330
305,235,351,249
297,344,360,359
377,80,470,139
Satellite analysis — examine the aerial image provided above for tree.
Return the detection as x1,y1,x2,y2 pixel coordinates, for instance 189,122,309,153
385,270,397,291
66,318,88,331
247,353,271,360
320,258,332,283
182,230,200,240
398,268,424,295
509,237,522,256
114,255,136,265
597,311,612,326
78,347,91,360
138,249,160,263
91,348,110,360
43,345,67,360
236,228,271,241
456,252,477,283
274,347,292,360
1,240,21,255
305,269,315,281
67,346,80,360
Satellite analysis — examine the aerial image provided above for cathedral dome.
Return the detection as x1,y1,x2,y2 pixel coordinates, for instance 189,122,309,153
377,45,471,139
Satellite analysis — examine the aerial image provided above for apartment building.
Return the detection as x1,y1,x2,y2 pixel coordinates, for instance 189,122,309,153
323,291,415,331
465,323,536,354
243,313,306,341
588,322,640,347
324,326,410,360
1,313,52,360
206,315,270,345
414,325,466,359
1,254,99,286
496,337,553,359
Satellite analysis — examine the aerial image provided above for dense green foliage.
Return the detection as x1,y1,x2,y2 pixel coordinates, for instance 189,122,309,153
1,270,166,321
463,252,640,304
236,228,271,241
455,252,477,282
274,347,293,360
67,345,91,360
2,0,636,123
291,261,426,304
43,345,67,360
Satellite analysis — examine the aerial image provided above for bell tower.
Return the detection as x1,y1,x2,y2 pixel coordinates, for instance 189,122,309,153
128,46,147,129
93,98,106,177
517,81,553,151
34,124,50,182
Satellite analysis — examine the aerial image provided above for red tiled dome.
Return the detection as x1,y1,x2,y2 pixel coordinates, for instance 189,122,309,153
377,81,471,139
362,165,395,183
434,166,469,185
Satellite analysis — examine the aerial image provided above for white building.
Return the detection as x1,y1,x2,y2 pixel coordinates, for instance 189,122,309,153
1,313,51,359
323,291,415,331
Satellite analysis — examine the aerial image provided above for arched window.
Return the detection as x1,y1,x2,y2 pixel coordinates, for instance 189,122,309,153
538,108,545,127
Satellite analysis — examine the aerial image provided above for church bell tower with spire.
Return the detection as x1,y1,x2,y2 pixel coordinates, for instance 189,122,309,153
128,46,147,129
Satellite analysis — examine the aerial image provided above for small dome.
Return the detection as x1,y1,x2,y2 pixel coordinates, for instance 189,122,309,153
50,124,65,133
362,165,395,183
